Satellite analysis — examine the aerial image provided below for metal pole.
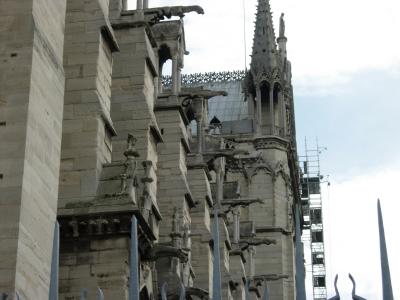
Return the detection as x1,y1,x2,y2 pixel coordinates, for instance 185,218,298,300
80,289,88,300
49,221,60,300
129,216,140,300
179,282,185,300
263,284,269,300
212,207,222,300
245,280,250,300
160,282,167,300
97,288,104,300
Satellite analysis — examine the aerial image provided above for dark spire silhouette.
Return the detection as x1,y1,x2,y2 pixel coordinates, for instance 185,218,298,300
377,199,394,300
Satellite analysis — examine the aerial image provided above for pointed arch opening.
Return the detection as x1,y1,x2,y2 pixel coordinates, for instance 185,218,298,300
260,81,271,134
158,44,172,93
273,82,285,137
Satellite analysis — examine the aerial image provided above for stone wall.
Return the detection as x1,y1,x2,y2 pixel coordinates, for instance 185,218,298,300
0,0,66,297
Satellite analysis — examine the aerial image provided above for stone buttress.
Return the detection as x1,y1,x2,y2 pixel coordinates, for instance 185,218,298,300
0,0,66,298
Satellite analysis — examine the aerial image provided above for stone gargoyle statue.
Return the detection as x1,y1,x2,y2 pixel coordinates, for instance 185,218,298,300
145,5,204,22
237,238,277,251
148,244,189,263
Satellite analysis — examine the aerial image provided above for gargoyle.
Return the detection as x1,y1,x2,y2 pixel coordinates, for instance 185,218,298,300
205,149,249,171
253,274,289,283
238,238,276,251
148,245,188,263
181,90,228,107
145,5,204,23
221,198,263,212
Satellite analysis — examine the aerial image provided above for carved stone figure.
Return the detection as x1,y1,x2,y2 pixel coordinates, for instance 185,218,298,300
279,13,285,37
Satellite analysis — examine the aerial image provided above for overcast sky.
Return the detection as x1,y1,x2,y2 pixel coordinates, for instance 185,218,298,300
130,0,400,298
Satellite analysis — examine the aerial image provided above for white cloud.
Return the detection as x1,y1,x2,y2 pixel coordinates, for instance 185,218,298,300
130,0,400,87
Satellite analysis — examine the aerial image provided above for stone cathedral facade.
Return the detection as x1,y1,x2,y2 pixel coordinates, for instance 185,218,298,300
0,0,304,299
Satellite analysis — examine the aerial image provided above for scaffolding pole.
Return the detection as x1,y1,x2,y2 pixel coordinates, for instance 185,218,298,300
299,138,327,300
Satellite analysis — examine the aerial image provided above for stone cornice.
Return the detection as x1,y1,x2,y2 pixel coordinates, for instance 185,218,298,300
58,209,156,244
253,135,289,151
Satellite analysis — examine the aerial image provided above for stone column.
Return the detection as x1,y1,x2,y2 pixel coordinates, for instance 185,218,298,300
136,0,143,9
177,66,182,91
143,0,148,8
215,159,224,206
279,91,286,137
232,208,241,244
249,246,256,278
194,97,204,154
158,65,163,94
256,86,262,134
172,54,179,95
269,86,275,135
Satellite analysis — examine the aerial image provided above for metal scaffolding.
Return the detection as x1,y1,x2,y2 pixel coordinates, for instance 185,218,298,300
299,139,327,300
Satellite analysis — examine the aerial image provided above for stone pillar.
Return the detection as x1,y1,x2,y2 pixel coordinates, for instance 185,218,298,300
143,0,149,9
279,91,286,136
0,0,66,297
172,54,179,95
194,97,204,154
177,66,182,91
256,86,262,134
269,86,275,135
158,65,163,94
249,246,256,278
136,0,143,10
215,159,224,205
232,208,241,244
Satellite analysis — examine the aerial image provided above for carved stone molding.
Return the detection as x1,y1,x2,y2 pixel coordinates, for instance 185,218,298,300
253,136,288,151
59,211,156,254
226,154,291,186
254,68,282,85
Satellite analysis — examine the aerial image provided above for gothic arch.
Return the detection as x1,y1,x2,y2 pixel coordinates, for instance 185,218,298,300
249,163,274,182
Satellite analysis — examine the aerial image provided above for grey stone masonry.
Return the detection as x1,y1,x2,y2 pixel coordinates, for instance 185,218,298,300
0,0,303,299
58,0,119,209
187,165,213,293
0,0,66,298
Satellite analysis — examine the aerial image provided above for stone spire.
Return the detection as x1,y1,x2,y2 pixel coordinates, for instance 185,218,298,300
377,199,394,300
250,0,279,76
